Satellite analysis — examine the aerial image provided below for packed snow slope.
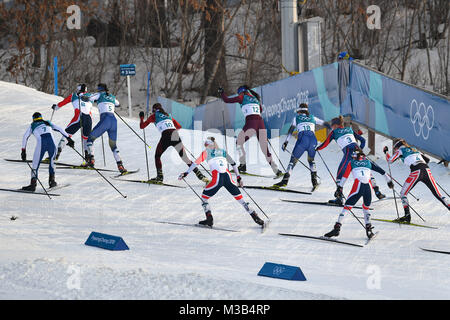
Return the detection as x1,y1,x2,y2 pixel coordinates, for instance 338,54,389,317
0,81,449,300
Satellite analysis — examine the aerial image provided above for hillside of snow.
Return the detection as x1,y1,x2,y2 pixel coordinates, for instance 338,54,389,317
0,81,449,300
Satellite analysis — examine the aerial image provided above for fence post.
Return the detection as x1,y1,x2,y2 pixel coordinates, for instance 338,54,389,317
368,129,375,155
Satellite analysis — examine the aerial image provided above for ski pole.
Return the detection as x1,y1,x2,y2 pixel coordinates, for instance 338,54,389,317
387,173,420,201
101,135,106,167
285,148,321,179
222,109,230,170
240,186,270,220
77,94,85,157
184,146,212,178
317,150,338,186
69,146,127,198
385,159,400,222
114,111,152,150
268,139,286,172
393,189,425,222
316,150,367,230
181,177,204,202
143,127,150,181
50,109,55,122
435,180,449,198
144,73,152,181
26,162,52,200
368,157,419,201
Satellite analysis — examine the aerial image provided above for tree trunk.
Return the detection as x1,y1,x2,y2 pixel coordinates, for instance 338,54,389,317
201,0,228,102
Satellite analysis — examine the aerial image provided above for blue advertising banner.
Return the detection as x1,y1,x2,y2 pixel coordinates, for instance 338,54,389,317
157,60,449,160
344,62,450,161
259,62,340,137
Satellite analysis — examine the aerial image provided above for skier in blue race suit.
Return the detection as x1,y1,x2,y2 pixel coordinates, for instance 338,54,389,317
274,103,330,190
84,83,127,174
316,115,368,204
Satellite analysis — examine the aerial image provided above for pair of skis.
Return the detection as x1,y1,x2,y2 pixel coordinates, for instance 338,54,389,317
5,158,140,179
0,183,71,197
155,219,269,233
279,231,379,248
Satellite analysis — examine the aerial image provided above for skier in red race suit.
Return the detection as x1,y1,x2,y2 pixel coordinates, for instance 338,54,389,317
139,103,209,184
218,85,283,177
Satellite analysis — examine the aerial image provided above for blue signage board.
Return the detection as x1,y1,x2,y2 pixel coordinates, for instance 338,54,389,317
120,64,136,76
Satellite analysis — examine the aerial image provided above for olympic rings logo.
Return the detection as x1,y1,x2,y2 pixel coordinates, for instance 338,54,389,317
410,99,434,140
272,266,285,276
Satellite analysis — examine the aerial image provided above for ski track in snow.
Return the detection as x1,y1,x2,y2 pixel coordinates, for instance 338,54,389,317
0,81,449,300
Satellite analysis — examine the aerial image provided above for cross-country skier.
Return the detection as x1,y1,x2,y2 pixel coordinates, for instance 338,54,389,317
274,103,330,190
324,148,394,239
218,85,283,177
178,137,265,228
316,115,385,204
139,103,209,183
384,138,449,223
51,84,92,162
21,112,74,191
84,83,127,173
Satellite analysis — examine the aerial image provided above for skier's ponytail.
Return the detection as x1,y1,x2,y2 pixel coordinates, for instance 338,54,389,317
248,88,261,103
152,103,169,116
331,115,344,127
205,136,219,149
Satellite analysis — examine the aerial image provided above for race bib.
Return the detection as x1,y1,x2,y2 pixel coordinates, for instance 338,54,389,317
241,103,261,117
156,119,175,132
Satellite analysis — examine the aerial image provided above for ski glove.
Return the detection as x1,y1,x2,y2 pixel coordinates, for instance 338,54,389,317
51,104,58,110
66,137,75,148
237,175,244,187
139,111,145,119
282,141,288,152
383,146,388,154
178,172,188,180
21,148,26,161
80,95,90,102
387,181,394,189
217,87,224,95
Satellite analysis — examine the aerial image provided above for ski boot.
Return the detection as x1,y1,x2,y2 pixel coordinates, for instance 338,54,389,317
193,167,209,184
55,147,62,161
273,173,290,188
394,214,411,224
117,161,127,174
373,186,386,200
274,170,284,178
366,223,375,239
324,222,341,238
22,178,37,192
250,211,264,226
393,206,411,223
311,171,319,190
199,211,213,227
328,186,344,205
85,154,95,167
149,169,163,183
49,174,57,188
238,164,246,174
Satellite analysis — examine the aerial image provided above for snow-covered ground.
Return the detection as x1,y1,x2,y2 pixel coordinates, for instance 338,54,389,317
0,81,449,300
